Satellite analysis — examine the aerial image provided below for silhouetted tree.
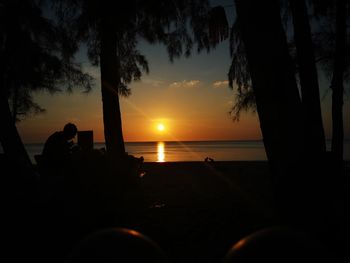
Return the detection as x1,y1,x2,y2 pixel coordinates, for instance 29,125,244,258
55,0,215,157
0,0,92,172
289,0,326,156
229,0,349,165
234,0,305,171
312,0,349,169
1,3,93,262
331,0,347,170
232,0,346,255
227,19,254,121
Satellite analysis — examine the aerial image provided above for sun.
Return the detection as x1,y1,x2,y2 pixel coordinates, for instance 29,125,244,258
157,123,165,131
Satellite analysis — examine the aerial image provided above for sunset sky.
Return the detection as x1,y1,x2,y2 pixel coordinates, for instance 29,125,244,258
16,1,350,143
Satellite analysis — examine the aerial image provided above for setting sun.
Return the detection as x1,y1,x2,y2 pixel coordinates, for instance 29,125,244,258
157,123,165,131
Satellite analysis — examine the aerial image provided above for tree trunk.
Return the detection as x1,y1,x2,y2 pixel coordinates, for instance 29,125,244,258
0,94,33,169
331,0,346,170
328,4,347,254
0,91,39,199
100,26,126,157
234,0,305,173
289,0,326,156
233,0,335,241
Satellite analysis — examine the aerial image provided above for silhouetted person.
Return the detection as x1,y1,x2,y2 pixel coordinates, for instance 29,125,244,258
41,123,78,177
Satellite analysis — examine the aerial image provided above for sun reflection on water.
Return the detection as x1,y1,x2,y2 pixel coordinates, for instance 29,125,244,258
157,142,165,162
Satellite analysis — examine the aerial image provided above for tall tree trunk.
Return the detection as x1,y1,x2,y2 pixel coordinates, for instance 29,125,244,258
289,0,326,156
234,0,305,173
0,90,39,200
233,0,335,242
0,93,32,169
331,0,346,170
100,26,126,157
0,92,40,263
329,3,347,255
289,1,345,252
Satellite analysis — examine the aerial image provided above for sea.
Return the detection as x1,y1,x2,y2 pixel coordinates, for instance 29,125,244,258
1,140,349,164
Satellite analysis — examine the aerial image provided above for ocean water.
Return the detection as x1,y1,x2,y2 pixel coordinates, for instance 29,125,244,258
2,140,350,163
22,140,267,163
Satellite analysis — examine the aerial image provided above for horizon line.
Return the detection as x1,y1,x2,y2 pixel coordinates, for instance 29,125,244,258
22,138,350,145
23,139,263,144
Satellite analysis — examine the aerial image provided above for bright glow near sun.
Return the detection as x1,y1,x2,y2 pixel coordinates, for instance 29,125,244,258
157,123,165,131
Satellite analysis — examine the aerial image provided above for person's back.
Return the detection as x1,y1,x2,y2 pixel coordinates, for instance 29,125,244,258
41,123,78,176
43,131,71,162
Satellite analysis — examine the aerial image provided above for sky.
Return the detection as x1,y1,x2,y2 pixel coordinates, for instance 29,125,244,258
16,1,350,143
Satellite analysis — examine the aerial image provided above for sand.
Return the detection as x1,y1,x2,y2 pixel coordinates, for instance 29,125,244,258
135,161,277,263
35,160,277,263
32,159,350,263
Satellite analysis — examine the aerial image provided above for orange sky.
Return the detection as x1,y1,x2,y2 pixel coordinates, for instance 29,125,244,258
16,40,350,144
16,78,263,143
14,0,350,144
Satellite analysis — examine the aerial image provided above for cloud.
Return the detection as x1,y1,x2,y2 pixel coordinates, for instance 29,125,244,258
142,78,165,87
213,80,229,88
169,80,200,89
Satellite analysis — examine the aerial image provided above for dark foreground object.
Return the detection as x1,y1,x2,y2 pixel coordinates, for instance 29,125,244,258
223,226,332,263
6,155,348,263
67,228,168,263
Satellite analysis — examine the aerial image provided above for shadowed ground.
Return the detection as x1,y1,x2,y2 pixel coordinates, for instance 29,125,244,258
135,161,277,263
7,155,348,263
49,160,350,262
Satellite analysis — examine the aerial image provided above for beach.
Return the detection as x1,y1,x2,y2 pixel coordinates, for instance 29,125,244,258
5,130,349,260
136,161,277,263
34,160,276,263
3,153,348,263
33,158,349,263
137,161,349,263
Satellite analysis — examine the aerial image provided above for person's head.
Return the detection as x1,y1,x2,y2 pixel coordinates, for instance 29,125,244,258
63,123,77,140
